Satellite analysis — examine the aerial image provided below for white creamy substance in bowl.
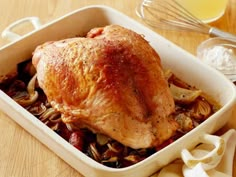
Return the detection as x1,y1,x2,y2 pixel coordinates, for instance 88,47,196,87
197,37,236,81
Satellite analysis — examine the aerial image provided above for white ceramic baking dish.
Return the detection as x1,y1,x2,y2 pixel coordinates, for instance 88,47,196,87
0,5,235,177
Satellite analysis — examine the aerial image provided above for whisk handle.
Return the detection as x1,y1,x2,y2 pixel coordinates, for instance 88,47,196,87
209,27,236,41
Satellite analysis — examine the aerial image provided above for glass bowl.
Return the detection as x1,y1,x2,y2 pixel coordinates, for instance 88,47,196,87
197,37,236,82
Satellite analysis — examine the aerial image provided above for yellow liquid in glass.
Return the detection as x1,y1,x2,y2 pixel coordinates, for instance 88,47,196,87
176,0,228,23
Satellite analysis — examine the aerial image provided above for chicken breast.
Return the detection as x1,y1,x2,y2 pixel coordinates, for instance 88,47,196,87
32,25,178,149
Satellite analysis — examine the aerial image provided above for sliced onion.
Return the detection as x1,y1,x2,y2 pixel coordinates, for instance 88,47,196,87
191,99,212,121
89,143,101,161
15,74,38,107
124,154,143,163
96,133,110,146
169,84,201,104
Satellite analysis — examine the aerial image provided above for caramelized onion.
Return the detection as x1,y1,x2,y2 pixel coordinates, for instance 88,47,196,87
96,133,110,146
170,84,201,104
124,154,143,163
0,60,221,168
28,102,47,116
101,156,118,163
89,143,101,161
191,99,212,121
14,74,38,107
39,107,61,125
38,107,61,130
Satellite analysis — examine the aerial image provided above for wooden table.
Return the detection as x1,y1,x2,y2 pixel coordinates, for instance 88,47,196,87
0,0,235,176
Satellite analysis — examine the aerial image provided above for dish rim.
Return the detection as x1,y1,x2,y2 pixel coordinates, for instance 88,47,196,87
0,4,236,176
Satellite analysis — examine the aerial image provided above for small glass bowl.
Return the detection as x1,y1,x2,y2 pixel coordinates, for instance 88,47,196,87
197,37,236,82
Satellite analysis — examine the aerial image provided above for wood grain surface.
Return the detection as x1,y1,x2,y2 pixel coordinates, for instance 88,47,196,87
0,0,235,177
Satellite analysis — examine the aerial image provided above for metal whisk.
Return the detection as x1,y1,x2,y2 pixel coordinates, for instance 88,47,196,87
136,0,236,40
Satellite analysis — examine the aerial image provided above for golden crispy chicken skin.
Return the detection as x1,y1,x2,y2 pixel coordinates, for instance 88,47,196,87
32,25,178,149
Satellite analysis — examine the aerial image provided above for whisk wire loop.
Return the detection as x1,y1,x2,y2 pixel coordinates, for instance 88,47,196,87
137,0,211,34
136,0,236,40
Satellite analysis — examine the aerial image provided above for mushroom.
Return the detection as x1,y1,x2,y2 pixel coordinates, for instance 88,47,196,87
175,113,194,132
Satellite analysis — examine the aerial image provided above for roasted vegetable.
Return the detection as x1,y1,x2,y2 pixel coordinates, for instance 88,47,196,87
0,60,221,168
169,84,201,104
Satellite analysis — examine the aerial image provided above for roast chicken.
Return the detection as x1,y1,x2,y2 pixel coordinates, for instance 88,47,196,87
32,25,178,149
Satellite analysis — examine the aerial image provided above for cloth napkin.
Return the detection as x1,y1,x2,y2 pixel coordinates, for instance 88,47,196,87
151,129,236,177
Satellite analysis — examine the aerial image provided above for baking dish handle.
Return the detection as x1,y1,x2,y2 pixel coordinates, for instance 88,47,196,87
181,134,225,171
1,17,41,42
